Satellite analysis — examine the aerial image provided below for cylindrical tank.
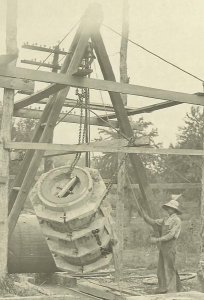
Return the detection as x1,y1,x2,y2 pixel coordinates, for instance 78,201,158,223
8,214,57,273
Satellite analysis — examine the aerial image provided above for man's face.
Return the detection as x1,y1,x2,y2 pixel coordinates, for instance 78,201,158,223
165,207,175,215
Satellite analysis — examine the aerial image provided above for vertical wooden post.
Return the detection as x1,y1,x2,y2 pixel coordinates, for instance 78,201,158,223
197,104,204,290
119,0,129,107
116,0,129,272
0,0,17,278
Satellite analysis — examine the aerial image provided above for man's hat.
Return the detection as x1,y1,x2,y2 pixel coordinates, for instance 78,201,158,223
162,196,182,215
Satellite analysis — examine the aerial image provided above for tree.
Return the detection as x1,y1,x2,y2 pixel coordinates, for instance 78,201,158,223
10,118,38,175
160,106,203,200
92,116,160,181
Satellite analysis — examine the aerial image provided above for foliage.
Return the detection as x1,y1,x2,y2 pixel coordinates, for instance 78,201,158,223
10,118,37,175
160,106,204,200
12,118,37,142
92,116,161,181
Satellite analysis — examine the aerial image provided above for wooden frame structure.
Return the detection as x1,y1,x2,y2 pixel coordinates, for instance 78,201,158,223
1,1,204,278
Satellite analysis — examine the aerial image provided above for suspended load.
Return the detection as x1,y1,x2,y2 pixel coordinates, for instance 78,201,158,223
30,166,114,273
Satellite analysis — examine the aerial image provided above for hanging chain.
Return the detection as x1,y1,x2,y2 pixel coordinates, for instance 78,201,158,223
67,42,95,176
67,89,86,176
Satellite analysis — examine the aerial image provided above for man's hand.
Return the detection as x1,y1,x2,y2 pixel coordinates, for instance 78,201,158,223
110,238,118,246
150,237,159,244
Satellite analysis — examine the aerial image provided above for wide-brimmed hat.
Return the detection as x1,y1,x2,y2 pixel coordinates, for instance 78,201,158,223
162,199,182,215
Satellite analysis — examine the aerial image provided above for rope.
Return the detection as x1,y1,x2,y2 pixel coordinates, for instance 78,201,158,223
103,24,204,83
55,101,80,125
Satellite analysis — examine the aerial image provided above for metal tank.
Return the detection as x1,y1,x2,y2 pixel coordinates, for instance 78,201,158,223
8,214,57,273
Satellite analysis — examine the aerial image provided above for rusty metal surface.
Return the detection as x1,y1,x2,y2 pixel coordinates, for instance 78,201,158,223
30,166,113,273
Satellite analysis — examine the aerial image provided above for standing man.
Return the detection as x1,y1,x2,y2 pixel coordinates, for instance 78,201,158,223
142,197,183,294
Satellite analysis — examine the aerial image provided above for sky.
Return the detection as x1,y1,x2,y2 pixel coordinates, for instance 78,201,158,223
1,0,204,147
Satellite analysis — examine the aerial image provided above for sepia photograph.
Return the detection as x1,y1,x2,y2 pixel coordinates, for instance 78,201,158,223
0,0,204,299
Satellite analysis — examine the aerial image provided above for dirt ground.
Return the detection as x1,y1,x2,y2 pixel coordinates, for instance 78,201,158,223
0,247,201,297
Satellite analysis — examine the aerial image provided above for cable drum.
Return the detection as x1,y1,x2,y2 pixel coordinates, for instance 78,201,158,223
29,166,114,273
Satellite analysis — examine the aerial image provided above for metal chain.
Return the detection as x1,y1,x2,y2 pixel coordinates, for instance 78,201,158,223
67,43,95,176
67,91,86,176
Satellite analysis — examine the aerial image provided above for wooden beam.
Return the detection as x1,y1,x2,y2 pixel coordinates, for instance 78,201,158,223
100,100,180,120
0,0,17,279
40,97,119,112
7,141,204,156
116,0,129,275
0,76,34,93
22,43,69,55
41,98,180,118
110,183,201,190
21,59,61,70
14,84,66,110
1,66,204,107
91,30,156,220
11,107,119,128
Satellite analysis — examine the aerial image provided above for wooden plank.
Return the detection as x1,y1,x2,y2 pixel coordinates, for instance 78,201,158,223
0,76,34,92
14,83,66,110
0,0,17,279
126,291,204,300
22,43,69,55
100,100,180,120
111,183,201,190
21,59,61,70
78,281,124,300
91,30,157,221
5,141,204,156
1,66,204,107
41,98,180,117
12,107,119,128
197,107,204,289
116,1,129,274
8,4,103,237
0,297,82,300
0,90,14,278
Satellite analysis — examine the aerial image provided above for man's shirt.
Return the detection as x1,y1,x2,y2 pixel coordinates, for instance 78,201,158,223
156,213,181,242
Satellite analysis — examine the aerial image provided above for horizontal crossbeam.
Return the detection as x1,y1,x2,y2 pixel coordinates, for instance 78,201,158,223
5,141,204,156
100,100,181,120
0,76,34,93
21,59,61,70
22,43,68,55
110,183,201,190
11,107,119,128
1,66,204,109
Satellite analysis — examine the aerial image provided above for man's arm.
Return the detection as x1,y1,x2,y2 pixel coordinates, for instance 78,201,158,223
154,219,181,242
142,211,163,227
